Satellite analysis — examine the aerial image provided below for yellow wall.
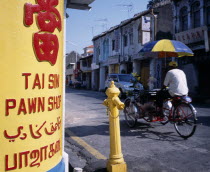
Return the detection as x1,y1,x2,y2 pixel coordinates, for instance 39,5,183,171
0,0,64,171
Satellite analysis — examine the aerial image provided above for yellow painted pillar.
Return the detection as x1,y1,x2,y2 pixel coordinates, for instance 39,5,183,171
103,81,127,172
0,1,65,171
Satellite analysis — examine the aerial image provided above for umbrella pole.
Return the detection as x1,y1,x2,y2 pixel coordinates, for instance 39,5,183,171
165,52,166,68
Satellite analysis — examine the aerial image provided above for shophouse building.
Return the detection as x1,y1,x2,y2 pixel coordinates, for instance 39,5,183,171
172,0,210,98
66,51,81,84
80,45,94,89
92,1,174,91
92,11,151,91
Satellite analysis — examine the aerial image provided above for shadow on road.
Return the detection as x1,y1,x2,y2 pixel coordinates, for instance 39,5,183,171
65,119,184,142
120,120,183,141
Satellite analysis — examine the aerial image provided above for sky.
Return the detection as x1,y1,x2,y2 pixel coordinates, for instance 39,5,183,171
66,0,149,54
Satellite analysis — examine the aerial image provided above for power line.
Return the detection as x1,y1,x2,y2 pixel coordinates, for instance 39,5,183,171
116,3,133,18
95,18,108,32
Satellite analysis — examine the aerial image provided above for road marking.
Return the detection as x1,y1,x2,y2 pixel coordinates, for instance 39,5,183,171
66,129,107,160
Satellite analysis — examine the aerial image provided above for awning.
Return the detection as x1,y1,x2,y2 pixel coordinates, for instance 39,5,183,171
66,0,95,10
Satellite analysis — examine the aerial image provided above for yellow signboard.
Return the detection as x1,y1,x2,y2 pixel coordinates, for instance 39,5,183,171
0,0,64,171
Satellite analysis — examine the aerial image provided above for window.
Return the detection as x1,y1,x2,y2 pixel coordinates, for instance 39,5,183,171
108,75,118,82
82,60,87,67
191,1,200,28
66,64,74,69
180,6,188,31
118,75,133,82
129,29,134,45
123,35,128,47
103,39,109,60
112,40,115,50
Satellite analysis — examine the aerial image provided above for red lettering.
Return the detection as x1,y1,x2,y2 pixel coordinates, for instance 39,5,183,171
19,151,30,168
7,97,46,116
38,97,45,112
49,74,59,89
24,0,62,32
5,99,16,116
48,95,61,111
22,73,31,89
40,146,48,162
48,97,53,111
32,74,41,89
34,33,59,65
18,98,27,115
30,150,40,167
56,95,61,109
28,98,37,114
54,74,59,88
24,0,61,65
5,140,61,170
48,74,53,89
48,143,55,158
5,154,18,171
54,140,61,153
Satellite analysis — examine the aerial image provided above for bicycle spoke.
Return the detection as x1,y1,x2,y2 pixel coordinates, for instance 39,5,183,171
124,99,137,128
185,119,194,126
173,103,197,138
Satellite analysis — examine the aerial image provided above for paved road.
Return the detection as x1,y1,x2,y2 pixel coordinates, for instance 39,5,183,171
64,87,210,172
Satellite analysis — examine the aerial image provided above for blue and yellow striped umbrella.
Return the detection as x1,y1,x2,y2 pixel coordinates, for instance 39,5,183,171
139,39,194,58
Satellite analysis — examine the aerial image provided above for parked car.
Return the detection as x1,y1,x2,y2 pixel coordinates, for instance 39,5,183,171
105,74,144,98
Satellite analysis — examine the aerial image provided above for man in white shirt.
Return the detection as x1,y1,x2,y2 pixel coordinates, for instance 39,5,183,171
156,61,189,115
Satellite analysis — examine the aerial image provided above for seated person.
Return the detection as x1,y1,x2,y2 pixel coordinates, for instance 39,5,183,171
156,61,188,116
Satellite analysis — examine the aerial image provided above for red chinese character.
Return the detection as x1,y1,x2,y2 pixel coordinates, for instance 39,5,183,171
34,33,59,65
24,0,61,32
24,0,61,66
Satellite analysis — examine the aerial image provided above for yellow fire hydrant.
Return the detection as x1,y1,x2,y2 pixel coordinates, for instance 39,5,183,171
103,81,127,172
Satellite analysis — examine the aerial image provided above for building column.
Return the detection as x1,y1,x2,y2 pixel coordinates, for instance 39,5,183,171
91,70,95,90
99,66,106,91
120,64,127,73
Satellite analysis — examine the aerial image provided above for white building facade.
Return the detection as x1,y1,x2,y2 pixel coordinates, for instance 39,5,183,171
92,2,174,91
172,0,210,98
92,10,154,90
